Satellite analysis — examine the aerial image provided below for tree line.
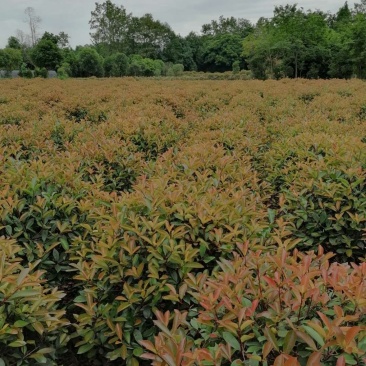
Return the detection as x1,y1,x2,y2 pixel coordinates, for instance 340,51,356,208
1,1,366,79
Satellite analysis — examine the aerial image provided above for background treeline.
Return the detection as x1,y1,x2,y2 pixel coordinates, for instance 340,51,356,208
1,1,366,79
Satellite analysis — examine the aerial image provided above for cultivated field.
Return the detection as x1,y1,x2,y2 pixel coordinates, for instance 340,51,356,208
0,78,365,365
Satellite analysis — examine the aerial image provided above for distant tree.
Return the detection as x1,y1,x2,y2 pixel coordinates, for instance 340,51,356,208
77,47,104,77
40,32,60,45
162,35,195,70
126,13,174,59
0,48,22,74
31,39,63,70
16,29,31,48
6,36,22,50
89,0,131,55
201,16,253,38
202,33,244,72
24,7,41,46
185,32,206,71
58,32,70,48
354,0,366,13
104,52,129,76
335,2,353,24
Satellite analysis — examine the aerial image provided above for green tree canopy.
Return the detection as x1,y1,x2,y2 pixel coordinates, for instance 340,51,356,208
31,38,63,70
76,47,104,77
203,33,244,72
6,36,22,50
0,48,23,72
89,0,131,55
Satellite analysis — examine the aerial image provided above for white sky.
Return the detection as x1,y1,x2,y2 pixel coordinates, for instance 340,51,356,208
0,0,348,48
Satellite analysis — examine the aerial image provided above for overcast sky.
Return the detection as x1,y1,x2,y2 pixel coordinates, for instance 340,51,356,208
0,0,347,48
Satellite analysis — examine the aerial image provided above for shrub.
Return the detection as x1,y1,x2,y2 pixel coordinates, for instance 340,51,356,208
0,237,69,365
232,60,240,74
172,64,184,76
34,67,48,78
280,168,366,263
140,243,366,366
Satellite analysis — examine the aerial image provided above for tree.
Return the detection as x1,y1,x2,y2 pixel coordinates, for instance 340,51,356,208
31,39,63,70
76,47,104,77
202,33,244,72
104,52,129,76
126,14,174,59
0,48,22,74
24,7,41,46
185,32,206,71
201,16,253,38
161,35,195,70
15,29,31,48
242,23,281,79
6,37,22,50
354,0,366,14
58,32,70,49
348,12,366,77
89,0,131,55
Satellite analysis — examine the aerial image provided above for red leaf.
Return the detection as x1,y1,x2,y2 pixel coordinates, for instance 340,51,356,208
336,355,346,366
345,326,361,346
306,352,322,366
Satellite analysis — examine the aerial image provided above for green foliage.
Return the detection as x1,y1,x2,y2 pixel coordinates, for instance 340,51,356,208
104,52,129,76
280,168,366,262
76,47,104,77
0,48,22,73
6,36,22,50
31,39,63,70
0,238,69,365
89,0,131,55
19,63,33,78
0,177,91,287
34,67,48,78
203,33,244,72
171,63,184,76
128,55,163,76
232,60,240,74
57,62,71,79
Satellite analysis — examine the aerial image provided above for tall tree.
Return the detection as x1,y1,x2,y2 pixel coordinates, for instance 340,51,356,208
201,16,253,38
24,7,41,46
126,14,174,59
31,35,63,70
89,0,131,55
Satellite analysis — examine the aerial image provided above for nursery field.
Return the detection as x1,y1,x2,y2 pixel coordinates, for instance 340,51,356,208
0,78,365,366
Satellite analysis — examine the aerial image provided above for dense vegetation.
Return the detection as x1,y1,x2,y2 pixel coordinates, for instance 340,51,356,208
2,1,366,78
0,78,365,365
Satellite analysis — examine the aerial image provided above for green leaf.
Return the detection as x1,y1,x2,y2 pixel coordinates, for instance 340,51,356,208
303,325,324,347
223,332,241,351
9,289,40,300
133,347,144,357
0,358,5,366
343,354,357,365
9,340,26,347
264,327,279,351
14,320,29,327
268,209,276,224
60,237,69,250
283,330,297,354
77,343,94,354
